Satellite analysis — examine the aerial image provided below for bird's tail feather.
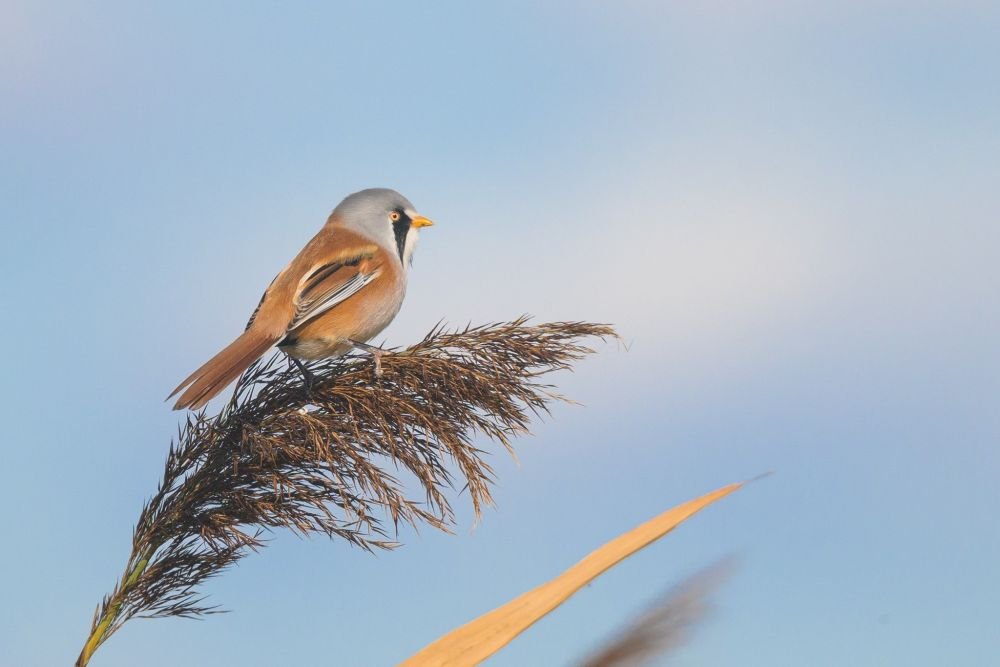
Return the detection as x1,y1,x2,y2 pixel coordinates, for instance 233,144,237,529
169,330,276,411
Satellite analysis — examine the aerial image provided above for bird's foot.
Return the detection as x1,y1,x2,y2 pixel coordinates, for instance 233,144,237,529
349,339,386,377
290,357,316,393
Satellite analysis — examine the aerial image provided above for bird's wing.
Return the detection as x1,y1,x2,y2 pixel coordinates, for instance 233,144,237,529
287,246,382,331
245,274,279,331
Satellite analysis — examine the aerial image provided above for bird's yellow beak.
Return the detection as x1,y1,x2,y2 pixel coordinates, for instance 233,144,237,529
411,215,434,228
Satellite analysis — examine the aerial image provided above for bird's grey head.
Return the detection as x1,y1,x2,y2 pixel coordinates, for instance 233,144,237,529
331,188,433,269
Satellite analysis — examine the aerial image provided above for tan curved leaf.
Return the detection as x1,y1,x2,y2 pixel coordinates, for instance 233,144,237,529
398,481,743,667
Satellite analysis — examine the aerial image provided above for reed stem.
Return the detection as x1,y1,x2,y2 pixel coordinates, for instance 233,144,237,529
76,552,152,667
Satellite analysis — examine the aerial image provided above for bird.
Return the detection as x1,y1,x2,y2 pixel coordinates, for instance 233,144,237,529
169,187,433,411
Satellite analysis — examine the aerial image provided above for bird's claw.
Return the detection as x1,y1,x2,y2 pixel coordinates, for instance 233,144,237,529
349,339,386,377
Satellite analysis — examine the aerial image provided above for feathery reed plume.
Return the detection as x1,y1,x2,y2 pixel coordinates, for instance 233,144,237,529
578,559,735,667
75,318,615,666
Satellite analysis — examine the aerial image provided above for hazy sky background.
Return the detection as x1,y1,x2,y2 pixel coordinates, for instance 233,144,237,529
2,2,998,665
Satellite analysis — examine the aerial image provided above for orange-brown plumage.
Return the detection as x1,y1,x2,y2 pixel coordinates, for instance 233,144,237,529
168,329,277,411
170,188,432,411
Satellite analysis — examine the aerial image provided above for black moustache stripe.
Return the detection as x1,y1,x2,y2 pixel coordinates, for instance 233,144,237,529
392,217,411,264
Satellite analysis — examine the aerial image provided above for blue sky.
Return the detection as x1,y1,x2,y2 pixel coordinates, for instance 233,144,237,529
2,2,998,665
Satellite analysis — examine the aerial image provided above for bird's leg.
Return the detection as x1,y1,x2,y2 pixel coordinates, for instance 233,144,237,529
349,339,386,377
289,356,316,392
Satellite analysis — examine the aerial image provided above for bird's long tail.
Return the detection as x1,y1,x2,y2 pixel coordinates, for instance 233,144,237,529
169,330,277,411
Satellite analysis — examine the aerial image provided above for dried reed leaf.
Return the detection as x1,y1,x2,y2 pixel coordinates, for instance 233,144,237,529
75,318,614,666
397,482,743,667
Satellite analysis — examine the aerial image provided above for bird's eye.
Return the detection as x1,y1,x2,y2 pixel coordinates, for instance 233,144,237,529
389,211,401,222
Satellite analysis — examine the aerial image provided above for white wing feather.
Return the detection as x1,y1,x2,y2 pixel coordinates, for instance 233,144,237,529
289,269,380,330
